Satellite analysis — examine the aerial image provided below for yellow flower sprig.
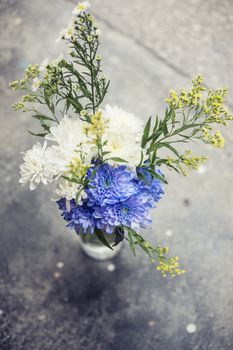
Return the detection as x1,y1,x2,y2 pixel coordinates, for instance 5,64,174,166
68,155,91,179
142,75,233,178
166,150,208,176
126,228,185,278
157,254,186,277
202,128,225,148
165,75,206,109
83,110,109,160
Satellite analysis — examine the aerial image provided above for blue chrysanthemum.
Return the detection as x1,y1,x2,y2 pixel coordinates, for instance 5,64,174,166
136,167,164,205
57,163,164,236
86,163,137,207
93,192,153,234
57,198,97,234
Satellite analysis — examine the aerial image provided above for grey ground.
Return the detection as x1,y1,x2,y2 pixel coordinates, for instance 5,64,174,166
1,0,233,349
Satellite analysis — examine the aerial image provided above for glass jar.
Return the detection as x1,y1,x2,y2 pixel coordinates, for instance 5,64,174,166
79,232,123,261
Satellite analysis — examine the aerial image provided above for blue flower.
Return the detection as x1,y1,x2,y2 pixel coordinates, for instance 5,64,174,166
70,204,96,234
86,163,137,207
136,167,164,205
57,164,164,236
93,193,153,234
57,197,67,211
56,199,97,234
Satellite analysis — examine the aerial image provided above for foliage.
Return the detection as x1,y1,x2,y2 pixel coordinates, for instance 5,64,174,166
124,227,185,277
140,75,233,178
9,11,109,137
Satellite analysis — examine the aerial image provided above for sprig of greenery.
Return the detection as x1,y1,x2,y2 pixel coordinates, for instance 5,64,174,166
124,226,185,277
60,13,110,115
9,11,109,136
140,75,233,176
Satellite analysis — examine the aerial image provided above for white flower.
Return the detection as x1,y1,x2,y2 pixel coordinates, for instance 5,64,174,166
54,178,80,201
102,105,144,166
19,142,58,190
31,77,42,92
72,1,90,15
56,29,66,43
52,53,64,66
39,58,50,73
40,55,63,70
56,20,75,42
53,178,88,203
46,115,85,149
46,115,95,171
95,29,101,36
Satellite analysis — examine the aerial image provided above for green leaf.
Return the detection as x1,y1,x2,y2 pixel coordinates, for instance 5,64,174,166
149,150,157,164
153,115,159,133
41,122,50,133
28,130,48,137
66,97,83,112
32,114,55,122
62,176,82,185
141,116,151,148
174,123,202,135
113,227,124,246
102,151,111,157
75,187,84,204
136,169,150,186
162,121,169,136
137,150,144,167
152,171,168,184
106,157,128,163
156,142,180,157
44,90,51,106
127,229,136,256
95,229,113,250
66,98,71,112
145,168,168,184
165,163,181,174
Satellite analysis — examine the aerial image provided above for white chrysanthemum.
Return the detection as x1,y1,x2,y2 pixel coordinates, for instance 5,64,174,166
102,105,144,166
46,115,84,147
19,142,58,190
72,1,90,15
46,115,95,171
47,115,83,147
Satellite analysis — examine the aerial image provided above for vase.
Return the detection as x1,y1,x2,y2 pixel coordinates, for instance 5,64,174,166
79,232,123,261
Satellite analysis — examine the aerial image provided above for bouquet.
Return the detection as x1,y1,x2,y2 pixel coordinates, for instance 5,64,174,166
10,2,232,277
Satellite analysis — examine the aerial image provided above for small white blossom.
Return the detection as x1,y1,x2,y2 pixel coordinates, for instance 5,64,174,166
31,77,42,92
54,178,80,201
19,142,58,190
56,20,75,42
53,178,87,202
95,29,101,36
52,53,64,66
72,1,90,15
39,58,50,73
56,29,66,43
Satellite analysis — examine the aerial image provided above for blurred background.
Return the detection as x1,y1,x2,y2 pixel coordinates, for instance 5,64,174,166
1,0,233,349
